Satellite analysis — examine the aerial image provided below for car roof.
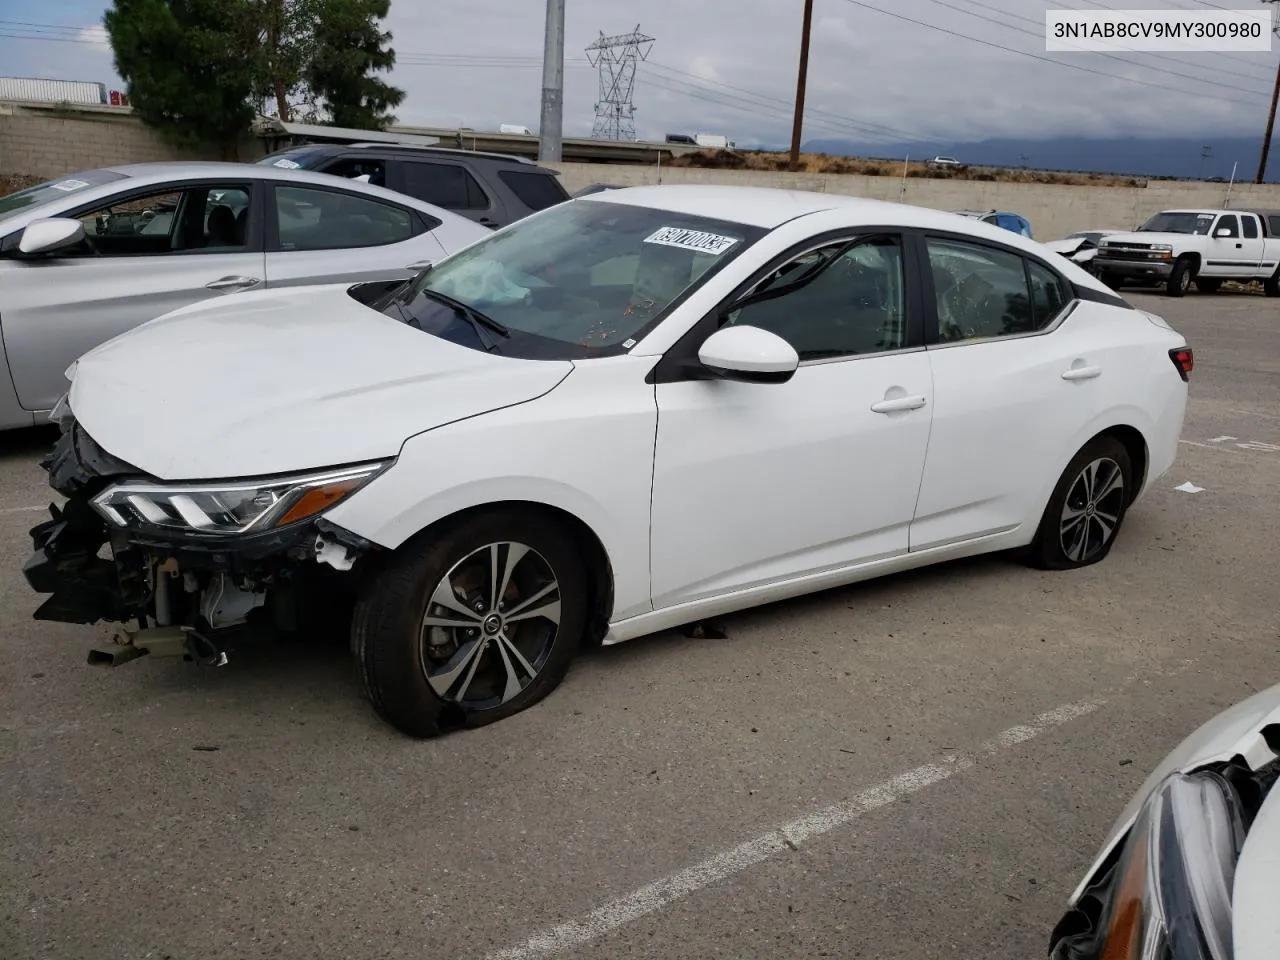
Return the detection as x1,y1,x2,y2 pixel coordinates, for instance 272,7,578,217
577,184,1044,241
266,141,550,169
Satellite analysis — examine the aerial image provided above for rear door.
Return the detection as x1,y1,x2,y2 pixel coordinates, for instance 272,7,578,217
390,158,507,229
0,178,265,412
264,181,447,289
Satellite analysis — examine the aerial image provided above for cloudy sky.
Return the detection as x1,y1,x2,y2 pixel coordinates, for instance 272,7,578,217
1,0,1276,148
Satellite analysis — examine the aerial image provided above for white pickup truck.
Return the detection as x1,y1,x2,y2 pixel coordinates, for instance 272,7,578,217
1092,207,1280,298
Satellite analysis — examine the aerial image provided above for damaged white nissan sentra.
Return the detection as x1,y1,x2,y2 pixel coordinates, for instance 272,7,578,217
24,185,1193,738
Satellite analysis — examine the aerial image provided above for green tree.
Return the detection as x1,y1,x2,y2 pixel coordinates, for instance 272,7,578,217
303,0,405,130
104,0,266,155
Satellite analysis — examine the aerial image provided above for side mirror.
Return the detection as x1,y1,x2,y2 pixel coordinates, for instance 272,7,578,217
697,325,799,384
1214,228,1231,238
18,217,86,255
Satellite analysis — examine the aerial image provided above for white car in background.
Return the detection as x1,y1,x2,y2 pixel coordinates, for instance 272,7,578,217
1048,681,1280,959
24,185,1192,738
1043,230,1128,273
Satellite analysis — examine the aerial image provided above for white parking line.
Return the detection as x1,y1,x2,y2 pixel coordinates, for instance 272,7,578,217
0,505,46,515
483,697,1104,960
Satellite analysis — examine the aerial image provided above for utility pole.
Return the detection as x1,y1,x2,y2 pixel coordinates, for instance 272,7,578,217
538,0,565,163
789,0,815,171
1258,62,1280,183
1256,1,1280,183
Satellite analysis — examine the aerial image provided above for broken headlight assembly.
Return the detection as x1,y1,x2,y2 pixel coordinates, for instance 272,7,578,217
90,462,390,536
1050,769,1248,960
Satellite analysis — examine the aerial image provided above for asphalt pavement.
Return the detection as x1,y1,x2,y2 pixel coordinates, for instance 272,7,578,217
2,289,1278,960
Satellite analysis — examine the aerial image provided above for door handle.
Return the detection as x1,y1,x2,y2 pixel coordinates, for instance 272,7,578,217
205,275,261,291
405,261,433,272
870,395,928,414
1061,365,1101,381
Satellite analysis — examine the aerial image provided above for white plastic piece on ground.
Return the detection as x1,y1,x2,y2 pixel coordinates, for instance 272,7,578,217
1175,481,1205,493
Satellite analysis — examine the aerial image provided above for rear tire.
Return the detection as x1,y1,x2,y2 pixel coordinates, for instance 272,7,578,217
1265,271,1280,298
1024,436,1133,571
352,510,589,738
1166,257,1194,298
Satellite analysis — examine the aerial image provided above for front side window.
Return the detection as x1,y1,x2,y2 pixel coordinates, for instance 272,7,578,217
400,162,489,211
380,197,765,359
68,184,253,256
721,235,907,361
926,238,1034,342
273,185,413,251
1214,215,1240,238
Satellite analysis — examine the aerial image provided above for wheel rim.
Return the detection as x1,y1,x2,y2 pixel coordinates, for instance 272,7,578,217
1059,457,1126,563
419,542,561,710
1180,269,1191,292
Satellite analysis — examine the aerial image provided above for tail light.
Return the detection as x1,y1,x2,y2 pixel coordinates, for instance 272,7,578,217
1169,346,1193,381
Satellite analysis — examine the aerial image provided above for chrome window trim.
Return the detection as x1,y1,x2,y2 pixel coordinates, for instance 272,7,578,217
924,299,1081,351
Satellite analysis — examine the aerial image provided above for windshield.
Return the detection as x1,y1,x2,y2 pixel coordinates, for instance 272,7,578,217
0,169,127,225
379,197,767,359
1138,212,1215,235
257,147,335,171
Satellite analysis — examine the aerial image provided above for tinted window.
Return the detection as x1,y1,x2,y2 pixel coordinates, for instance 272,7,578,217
926,238,1033,341
69,184,253,256
400,162,489,210
257,147,335,170
274,186,413,251
1215,215,1240,238
1242,215,1259,239
1268,216,1280,236
722,236,907,361
1028,261,1071,327
498,169,569,211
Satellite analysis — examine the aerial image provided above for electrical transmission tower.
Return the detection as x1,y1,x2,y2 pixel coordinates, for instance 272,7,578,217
585,25,654,141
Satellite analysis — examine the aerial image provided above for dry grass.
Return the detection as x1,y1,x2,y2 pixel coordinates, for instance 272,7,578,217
1,174,42,196
666,150,1147,187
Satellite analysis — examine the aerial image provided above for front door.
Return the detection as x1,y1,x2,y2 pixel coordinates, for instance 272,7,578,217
1202,213,1263,277
650,233,934,610
0,180,264,412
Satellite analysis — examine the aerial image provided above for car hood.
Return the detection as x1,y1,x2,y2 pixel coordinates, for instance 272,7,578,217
1042,238,1088,254
66,284,574,480
1098,231,1191,246
1068,681,1280,909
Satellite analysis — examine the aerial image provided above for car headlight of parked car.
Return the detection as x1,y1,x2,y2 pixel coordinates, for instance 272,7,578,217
1050,767,1250,960
1149,244,1174,260
90,462,390,536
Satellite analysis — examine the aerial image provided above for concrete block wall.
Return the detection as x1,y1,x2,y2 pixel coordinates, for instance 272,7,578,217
550,161,1280,241
0,102,263,178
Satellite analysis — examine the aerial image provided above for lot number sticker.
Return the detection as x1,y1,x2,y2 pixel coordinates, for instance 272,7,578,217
273,158,302,169
644,226,739,256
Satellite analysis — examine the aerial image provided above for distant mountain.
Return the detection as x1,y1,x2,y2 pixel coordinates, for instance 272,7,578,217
792,136,1273,182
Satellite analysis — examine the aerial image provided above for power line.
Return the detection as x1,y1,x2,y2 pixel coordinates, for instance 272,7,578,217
837,0,1265,109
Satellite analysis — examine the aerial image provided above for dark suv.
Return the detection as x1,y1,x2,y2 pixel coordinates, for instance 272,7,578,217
255,142,571,229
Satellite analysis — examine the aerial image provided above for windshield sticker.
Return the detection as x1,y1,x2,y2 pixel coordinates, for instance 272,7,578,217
643,226,739,256
1197,214,1214,219
273,158,302,169
49,179,90,192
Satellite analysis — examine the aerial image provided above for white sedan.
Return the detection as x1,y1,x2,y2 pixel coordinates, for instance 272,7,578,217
24,185,1193,738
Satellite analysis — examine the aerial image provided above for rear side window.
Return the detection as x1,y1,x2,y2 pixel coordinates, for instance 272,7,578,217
273,185,415,251
497,170,569,211
1269,216,1280,236
400,161,489,210
1243,216,1260,239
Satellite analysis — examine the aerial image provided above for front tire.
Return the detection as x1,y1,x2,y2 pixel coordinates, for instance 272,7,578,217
1024,436,1133,571
1166,257,1194,298
352,510,589,738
